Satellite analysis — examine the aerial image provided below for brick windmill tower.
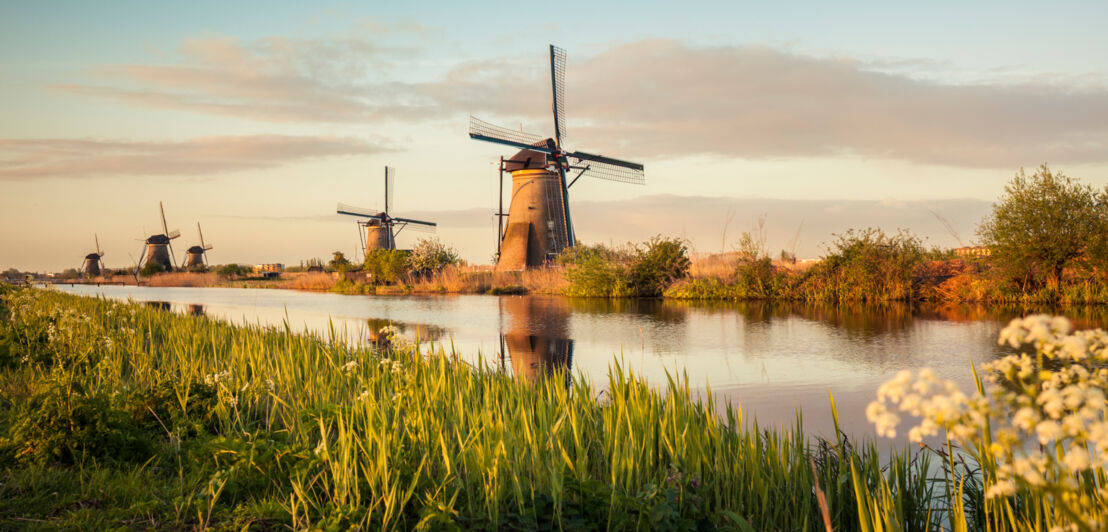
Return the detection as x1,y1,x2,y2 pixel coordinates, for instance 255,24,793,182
184,222,213,269
136,202,180,272
80,234,105,277
469,45,645,270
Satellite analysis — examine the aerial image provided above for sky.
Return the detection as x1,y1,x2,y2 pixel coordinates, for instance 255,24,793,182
2,1,1108,271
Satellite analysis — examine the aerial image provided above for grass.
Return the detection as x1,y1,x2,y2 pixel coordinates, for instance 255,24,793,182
0,286,1102,530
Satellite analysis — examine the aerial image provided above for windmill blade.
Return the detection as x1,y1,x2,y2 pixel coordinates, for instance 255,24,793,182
95,234,102,255
356,223,366,257
203,244,213,251
197,222,207,249
567,151,645,185
393,217,437,233
384,166,396,216
159,201,170,236
469,116,553,154
550,44,567,147
337,202,385,220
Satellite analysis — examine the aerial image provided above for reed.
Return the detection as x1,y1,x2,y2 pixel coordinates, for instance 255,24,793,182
0,286,1101,530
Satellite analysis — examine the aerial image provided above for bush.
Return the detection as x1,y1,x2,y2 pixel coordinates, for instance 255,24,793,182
363,249,409,284
139,262,166,277
562,238,690,297
217,263,248,278
627,237,690,297
408,238,460,274
798,228,928,301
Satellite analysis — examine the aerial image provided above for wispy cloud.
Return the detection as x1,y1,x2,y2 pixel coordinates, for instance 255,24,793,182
58,37,1108,168
55,36,432,123
0,135,382,179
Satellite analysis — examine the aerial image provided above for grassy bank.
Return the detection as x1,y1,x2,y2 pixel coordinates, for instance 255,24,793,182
0,286,1104,530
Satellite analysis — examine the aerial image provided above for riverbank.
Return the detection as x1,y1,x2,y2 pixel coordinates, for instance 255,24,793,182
1,286,1104,529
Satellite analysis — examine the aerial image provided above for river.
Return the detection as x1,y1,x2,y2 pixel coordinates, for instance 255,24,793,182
53,284,1108,445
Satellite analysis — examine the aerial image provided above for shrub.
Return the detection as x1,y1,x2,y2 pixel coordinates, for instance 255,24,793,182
363,249,409,284
408,238,460,274
798,228,928,301
627,237,690,297
217,263,248,278
140,262,166,277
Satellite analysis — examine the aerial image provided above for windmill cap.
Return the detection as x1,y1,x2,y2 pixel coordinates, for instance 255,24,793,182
505,148,550,172
146,234,171,244
187,245,205,254
84,253,101,260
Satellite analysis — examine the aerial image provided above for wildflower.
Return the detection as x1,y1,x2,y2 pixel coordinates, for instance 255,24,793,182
984,479,1016,498
342,360,358,374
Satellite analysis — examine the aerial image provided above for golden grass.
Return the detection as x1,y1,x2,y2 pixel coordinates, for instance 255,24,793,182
145,272,223,287
406,264,570,295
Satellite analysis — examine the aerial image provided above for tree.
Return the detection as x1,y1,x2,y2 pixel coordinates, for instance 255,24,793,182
976,165,1108,286
408,238,460,273
329,251,351,273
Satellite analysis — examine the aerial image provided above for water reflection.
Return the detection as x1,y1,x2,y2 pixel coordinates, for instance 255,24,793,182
500,296,574,380
54,284,1108,443
144,300,171,311
187,303,205,316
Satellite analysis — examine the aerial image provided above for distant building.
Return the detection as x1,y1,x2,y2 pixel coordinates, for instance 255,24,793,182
253,263,284,273
954,246,990,258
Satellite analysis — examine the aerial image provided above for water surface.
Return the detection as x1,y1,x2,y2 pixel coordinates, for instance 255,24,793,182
55,284,1108,444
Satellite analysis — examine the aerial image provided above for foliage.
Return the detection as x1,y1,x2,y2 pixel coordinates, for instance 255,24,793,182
328,251,352,273
4,378,153,465
139,262,166,277
797,228,929,302
362,249,409,284
562,238,689,297
216,263,248,278
977,165,1108,287
407,238,460,274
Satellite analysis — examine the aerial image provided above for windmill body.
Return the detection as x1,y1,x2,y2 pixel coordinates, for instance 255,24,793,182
496,150,570,270
469,45,644,271
337,167,436,259
138,202,180,272
80,234,105,277
143,234,175,270
184,222,213,269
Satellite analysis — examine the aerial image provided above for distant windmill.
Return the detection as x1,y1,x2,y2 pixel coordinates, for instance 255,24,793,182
469,45,645,270
136,202,180,272
80,234,106,277
184,222,213,269
336,166,437,257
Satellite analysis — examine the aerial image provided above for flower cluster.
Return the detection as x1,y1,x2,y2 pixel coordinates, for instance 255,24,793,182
868,315,1108,524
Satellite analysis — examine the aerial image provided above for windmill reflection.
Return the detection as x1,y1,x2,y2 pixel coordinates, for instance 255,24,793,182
365,318,445,348
500,296,574,381
186,303,205,316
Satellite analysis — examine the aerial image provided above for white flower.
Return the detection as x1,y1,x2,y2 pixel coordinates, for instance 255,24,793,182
1035,420,1062,445
341,360,358,374
1063,445,1091,472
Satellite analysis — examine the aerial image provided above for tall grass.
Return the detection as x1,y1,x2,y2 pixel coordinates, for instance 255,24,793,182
1,286,1102,529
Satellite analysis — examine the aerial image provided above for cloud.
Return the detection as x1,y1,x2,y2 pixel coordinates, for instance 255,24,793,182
0,135,382,179
55,36,433,123
449,40,1108,167
58,37,1108,167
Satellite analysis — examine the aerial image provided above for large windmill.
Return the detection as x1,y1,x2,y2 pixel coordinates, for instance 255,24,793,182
136,202,180,273
184,222,213,269
337,167,437,257
469,45,645,270
80,234,106,277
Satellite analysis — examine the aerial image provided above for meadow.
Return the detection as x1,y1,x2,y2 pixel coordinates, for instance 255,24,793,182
0,285,1104,530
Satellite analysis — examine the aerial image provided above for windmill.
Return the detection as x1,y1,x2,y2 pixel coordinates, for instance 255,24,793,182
184,222,213,269
80,234,106,277
469,45,645,270
136,202,180,273
336,166,437,257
